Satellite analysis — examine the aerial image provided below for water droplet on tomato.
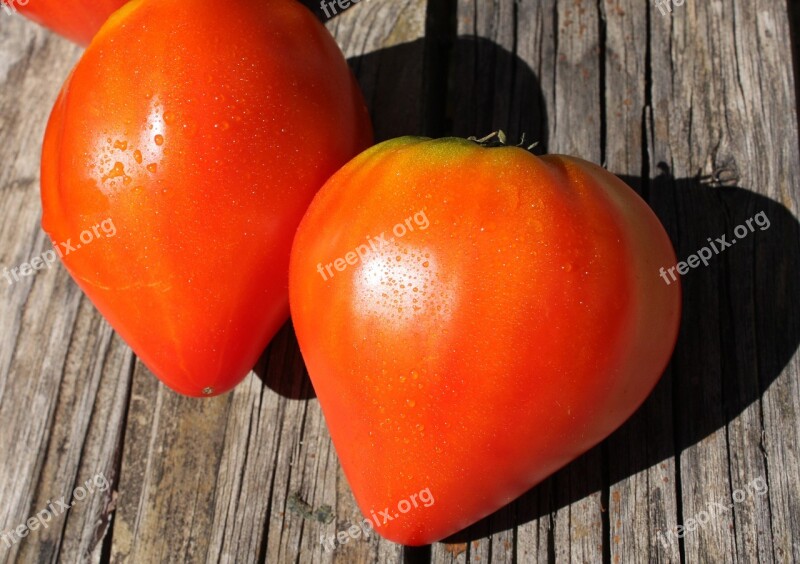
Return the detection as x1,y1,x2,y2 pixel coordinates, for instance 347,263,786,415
183,121,198,138
104,161,126,180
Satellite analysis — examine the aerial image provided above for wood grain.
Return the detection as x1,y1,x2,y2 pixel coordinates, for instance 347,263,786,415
0,0,798,563
0,20,134,564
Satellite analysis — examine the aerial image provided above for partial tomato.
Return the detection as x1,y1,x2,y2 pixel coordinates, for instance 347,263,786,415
41,0,372,396
2,0,128,45
289,136,681,544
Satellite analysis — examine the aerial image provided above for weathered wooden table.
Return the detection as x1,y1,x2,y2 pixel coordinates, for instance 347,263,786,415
1,1,799,562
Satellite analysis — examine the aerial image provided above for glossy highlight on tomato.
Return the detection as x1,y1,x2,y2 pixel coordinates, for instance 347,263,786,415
40,0,372,396
289,136,681,544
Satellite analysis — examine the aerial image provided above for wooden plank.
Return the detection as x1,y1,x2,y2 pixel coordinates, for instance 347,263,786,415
15,310,133,564
602,1,681,563
543,1,606,562
722,1,800,560
327,0,429,142
0,18,135,564
108,2,429,563
648,0,800,562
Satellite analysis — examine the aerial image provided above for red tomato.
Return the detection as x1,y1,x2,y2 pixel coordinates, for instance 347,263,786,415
40,0,372,396
1,0,128,45
289,136,681,544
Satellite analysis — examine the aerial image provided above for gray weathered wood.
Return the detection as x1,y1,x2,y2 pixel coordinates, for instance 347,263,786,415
604,1,680,563
0,20,134,564
648,0,800,561
0,0,798,563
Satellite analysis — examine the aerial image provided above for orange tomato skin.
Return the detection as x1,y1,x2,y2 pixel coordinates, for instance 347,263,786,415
289,137,681,544
41,0,372,396
2,0,127,45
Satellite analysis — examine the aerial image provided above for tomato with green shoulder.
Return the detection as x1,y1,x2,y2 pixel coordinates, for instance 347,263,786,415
289,135,681,544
